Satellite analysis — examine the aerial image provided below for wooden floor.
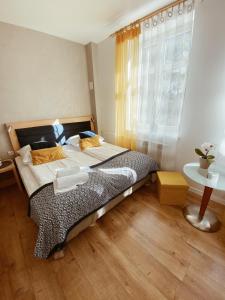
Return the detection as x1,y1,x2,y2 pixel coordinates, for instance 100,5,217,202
1,185,225,300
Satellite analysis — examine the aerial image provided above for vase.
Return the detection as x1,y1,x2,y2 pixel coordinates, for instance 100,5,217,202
199,157,210,169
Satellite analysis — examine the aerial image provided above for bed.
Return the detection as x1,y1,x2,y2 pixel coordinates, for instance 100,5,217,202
6,115,158,259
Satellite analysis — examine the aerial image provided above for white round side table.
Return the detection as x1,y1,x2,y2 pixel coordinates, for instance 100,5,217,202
183,163,224,232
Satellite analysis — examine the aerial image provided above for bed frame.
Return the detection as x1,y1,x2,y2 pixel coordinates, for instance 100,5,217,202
6,115,95,151
6,115,150,259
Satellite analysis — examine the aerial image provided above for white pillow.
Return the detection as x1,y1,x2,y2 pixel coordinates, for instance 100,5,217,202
66,135,80,147
66,134,104,147
17,145,32,164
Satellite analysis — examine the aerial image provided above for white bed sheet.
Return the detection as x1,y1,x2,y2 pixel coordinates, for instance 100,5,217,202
28,145,102,186
83,142,127,161
15,156,39,196
15,143,127,196
16,145,100,196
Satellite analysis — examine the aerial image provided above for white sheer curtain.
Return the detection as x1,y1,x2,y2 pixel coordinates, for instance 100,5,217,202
136,0,195,170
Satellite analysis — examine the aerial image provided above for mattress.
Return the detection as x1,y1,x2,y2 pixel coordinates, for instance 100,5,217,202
15,143,127,196
84,143,127,161
15,156,39,196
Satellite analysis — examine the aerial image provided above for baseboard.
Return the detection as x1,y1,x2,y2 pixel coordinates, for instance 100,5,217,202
189,186,225,206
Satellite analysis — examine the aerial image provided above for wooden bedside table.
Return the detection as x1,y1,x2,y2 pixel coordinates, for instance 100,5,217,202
0,159,23,191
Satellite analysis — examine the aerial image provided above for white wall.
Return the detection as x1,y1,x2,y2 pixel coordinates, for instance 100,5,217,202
94,0,225,203
177,0,225,168
94,37,116,143
176,0,225,202
0,22,90,158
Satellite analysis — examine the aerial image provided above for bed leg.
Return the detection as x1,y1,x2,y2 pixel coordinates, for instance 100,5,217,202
53,249,65,260
150,172,157,183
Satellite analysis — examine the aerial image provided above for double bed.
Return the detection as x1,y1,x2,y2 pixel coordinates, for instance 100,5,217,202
15,142,127,196
6,115,158,259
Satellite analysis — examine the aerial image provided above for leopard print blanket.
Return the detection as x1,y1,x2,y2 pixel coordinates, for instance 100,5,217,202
29,151,158,259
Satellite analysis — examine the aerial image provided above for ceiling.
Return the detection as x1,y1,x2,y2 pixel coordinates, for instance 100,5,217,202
0,0,172,44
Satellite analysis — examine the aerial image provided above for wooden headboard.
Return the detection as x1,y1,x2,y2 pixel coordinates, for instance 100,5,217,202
6,115,95,152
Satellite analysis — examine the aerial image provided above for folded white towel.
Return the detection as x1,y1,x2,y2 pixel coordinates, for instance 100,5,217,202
56,165,80,178
53,172,89,194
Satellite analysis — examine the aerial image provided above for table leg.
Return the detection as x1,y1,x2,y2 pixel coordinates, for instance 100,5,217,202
198,186,213,220
183,186,220,232
12,166,23,191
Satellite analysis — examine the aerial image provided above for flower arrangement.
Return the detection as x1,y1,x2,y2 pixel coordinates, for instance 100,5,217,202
195,143,215,160
195,142,215,169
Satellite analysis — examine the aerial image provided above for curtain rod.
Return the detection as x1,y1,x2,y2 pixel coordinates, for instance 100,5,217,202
111,0,187,36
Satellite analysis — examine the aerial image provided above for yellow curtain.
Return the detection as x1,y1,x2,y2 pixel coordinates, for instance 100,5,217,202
115,23,140,150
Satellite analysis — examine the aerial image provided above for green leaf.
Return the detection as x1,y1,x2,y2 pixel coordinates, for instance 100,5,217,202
195,148,205,157
207,155,215,160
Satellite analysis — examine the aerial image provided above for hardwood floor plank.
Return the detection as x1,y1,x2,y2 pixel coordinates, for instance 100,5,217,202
69,233,137,300
113,199,192,280
0,185,225,300
8,269,35,300
98,214,182,300
176,266,225,300
85,226,167,300
51,247,102,300
0,272,14,300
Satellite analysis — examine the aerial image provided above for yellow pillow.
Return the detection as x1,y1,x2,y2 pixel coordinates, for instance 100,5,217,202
79,135,101,151
31,146,66,165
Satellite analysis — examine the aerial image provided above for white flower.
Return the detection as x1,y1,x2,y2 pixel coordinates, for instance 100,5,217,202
201,142,214,153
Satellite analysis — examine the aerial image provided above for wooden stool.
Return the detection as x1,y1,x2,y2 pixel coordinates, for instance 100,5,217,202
0,159,23,191
157,171,189,206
